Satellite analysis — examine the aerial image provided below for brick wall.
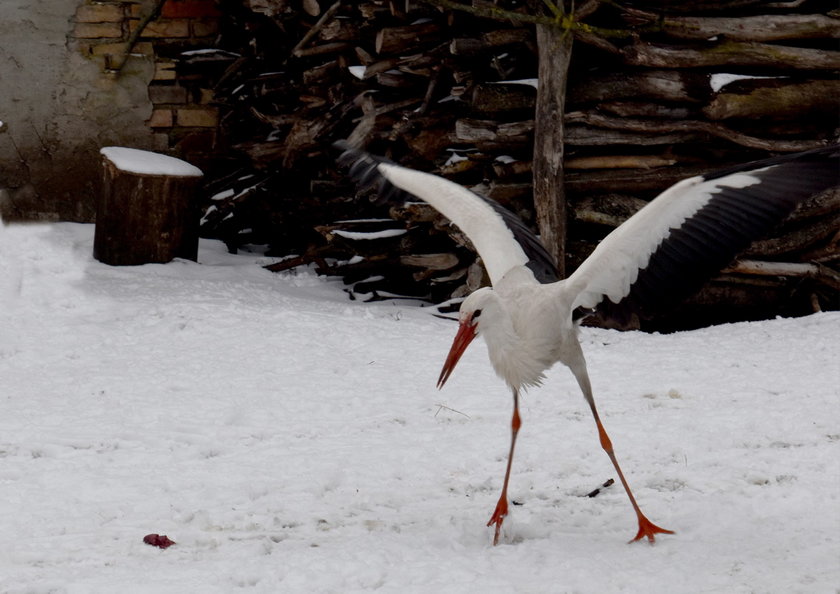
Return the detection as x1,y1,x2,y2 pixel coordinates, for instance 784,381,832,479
72,0,223,160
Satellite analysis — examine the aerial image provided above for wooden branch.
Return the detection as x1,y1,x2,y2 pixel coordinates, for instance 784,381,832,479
622,40,840,70
598,101,694,119
724,260,840,291
449,29,532,56
291,0,343,58
455,118,534,142
375,22,442,54
704,79,840,120
565,165,713,194
573,194,648,227
566,112,826,152
424,0,632,38
568,70,709,104
292,41,353,58
564,126,701,146
470,83,537,113
108,0,166,74
401,253,460,269
565,154,678,170
650,13,840,41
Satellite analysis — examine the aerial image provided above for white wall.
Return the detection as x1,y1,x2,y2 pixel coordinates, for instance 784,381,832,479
0,0,157,221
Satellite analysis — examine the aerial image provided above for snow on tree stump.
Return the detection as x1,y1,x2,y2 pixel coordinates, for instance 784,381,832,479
94,147,204,266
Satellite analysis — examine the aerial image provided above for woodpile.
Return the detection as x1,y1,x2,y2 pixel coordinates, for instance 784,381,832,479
198,0,839,328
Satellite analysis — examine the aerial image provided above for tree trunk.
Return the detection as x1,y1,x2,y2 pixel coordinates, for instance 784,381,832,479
532,22,573,277
94,149,203,266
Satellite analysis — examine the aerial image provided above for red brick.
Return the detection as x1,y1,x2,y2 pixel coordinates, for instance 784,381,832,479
162,0,222,19
76,4,125,23
149,83,189,104
154,61,178,80
89,41,129,57
74,22,124,39
131,18,190,38
176,107,219,127
148,109,175,128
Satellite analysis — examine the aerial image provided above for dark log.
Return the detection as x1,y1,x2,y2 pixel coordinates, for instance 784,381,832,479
375,22,442,55
532,21,573,275
566,112,825,151
703,79,840,120
572,194,648,228
564,165,712,194
723,260,840,292
564,125,702,146
565,154,679,170
454,118,534,143
292,42,353,58
400,253,460,269
622,40,840,70
568,70,709,105
449,28,532,55
290,0,343,57
94,148,203,266
492,158,532,179
470,82,537,114
599,101,694,120
653,14,840,41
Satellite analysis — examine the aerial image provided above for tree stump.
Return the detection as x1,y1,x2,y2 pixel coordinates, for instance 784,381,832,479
94,147,204,266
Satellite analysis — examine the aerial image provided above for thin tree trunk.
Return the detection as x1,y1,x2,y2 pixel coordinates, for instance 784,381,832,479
532,22,573,277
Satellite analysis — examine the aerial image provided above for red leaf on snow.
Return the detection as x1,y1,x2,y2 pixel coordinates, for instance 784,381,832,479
143,534,176,549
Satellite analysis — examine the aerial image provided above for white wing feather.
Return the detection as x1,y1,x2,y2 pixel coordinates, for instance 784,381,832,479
378,162,531,286
564,171,762,310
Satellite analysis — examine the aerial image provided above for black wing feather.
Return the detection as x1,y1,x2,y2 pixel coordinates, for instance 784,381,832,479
595,144,840,323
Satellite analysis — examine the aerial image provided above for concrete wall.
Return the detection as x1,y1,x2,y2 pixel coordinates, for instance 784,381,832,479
0,0,159,222
0,1,163,221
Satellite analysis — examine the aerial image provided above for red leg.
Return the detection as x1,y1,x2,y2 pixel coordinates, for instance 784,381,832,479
487,388,521,545
595,418,674,543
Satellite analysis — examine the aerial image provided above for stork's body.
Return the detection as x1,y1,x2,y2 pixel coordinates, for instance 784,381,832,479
337,142,840,544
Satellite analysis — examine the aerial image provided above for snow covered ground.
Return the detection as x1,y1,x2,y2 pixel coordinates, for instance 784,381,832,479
1,222,838,593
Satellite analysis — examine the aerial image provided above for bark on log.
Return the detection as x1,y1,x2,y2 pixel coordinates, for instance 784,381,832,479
654,14,840,42
724,260,840,291
622,40,840,70
532,22,573,275
618,9,840,41
566,112,826,151
470,83,537,114
449,28,532,55
94,149,203,266
703,79,840,120
568,70,709,104
375,22,442,54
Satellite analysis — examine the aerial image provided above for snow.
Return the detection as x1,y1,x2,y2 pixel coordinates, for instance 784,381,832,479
1,222,838,593
493,78,539,89
333,228,407,240
709,73,783,93
100,147,203,178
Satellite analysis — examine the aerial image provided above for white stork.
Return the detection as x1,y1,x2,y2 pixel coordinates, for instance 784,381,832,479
336,141,840,545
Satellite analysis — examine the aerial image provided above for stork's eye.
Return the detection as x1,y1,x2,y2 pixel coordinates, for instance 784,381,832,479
472,309,482,320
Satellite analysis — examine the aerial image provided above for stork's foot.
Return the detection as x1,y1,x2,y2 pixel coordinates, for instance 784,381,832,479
630,514,674,544
486,497,509,546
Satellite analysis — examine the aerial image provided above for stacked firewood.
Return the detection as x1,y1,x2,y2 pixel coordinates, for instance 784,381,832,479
198,0,839,327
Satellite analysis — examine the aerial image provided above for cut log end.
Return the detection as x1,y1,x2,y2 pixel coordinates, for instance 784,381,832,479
94,148,204,266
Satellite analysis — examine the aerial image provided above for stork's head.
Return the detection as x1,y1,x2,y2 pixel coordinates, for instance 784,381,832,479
437,288,498,389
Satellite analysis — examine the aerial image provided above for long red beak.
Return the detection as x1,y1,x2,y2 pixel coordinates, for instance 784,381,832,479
437,319,477,389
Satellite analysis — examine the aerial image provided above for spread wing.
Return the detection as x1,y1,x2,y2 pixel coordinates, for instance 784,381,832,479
336,142,558,286
564,144,840,322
